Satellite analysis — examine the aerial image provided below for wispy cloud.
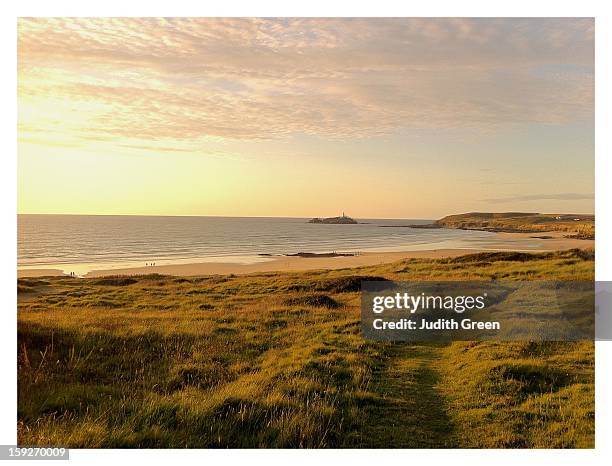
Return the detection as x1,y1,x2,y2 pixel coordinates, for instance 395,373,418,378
18,18,594,146
484,193,594,204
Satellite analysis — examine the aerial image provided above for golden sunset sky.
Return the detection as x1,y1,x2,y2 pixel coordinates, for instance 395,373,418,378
18,18,594,218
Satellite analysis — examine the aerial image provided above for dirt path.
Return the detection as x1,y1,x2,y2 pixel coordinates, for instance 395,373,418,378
351,343,457,448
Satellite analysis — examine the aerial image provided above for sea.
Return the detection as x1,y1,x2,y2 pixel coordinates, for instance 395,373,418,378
18,214,548,275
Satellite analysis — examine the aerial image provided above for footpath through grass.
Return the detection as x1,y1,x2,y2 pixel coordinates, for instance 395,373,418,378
350,343,456,448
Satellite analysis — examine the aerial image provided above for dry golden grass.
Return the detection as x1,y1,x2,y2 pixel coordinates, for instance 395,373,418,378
17,249,594,448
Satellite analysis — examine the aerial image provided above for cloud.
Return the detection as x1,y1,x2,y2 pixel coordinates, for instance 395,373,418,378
484,193,594,203
18,18,594,144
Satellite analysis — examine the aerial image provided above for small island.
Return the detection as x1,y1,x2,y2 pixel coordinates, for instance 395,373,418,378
308,213,358,224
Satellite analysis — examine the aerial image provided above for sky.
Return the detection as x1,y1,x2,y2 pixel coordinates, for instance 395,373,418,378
17,18,594,218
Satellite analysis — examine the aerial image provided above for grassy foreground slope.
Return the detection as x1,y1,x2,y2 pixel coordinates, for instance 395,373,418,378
18,249,594,448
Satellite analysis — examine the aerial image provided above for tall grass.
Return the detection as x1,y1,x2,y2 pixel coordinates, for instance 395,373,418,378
17,249,594,448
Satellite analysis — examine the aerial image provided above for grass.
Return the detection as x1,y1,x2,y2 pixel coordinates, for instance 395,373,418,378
17,248,594,448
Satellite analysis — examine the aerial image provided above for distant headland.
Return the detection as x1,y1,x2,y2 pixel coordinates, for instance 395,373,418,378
308,213,358,224
403,212,595,240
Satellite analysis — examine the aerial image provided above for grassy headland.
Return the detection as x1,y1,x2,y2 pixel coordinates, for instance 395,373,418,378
429,212,595,239
18,249,594,448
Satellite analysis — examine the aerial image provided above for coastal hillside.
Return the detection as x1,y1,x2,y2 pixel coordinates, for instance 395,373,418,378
18,249,594,448
433,212,594,239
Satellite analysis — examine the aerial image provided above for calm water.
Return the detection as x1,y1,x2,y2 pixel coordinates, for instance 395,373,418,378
18,215,547,274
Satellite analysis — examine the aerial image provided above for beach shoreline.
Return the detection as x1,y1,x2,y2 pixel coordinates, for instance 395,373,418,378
17,231,593,278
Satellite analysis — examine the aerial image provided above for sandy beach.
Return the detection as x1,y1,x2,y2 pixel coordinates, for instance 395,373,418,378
82,249,477,278
17,231,593,278
17,268,66,278
493,231,593,250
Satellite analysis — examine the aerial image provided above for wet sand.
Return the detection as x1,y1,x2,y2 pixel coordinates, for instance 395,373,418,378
82,249,477,278
18,231,593,278
494,230,593,251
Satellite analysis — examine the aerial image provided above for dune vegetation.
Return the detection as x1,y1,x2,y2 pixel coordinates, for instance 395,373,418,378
17,249,594,448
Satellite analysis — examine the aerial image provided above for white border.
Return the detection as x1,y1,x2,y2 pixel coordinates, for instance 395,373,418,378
3,1,611,465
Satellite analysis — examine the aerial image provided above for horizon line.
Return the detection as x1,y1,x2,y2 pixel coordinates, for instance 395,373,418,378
16,211,595,219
